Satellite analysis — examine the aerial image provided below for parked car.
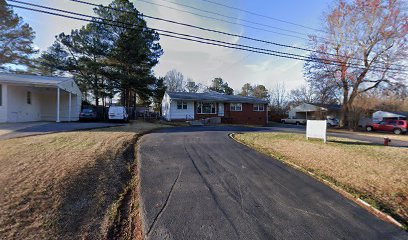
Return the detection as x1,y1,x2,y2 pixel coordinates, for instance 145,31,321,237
327,117,339,127
79,108,97,121
366,120,407,135
108,106,129,122
281,117,307,125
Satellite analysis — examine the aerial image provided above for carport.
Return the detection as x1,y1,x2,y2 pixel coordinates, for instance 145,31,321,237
288,103,341,120
0,73,82,123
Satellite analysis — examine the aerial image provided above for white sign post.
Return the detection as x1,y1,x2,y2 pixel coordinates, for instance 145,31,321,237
306,120,327,143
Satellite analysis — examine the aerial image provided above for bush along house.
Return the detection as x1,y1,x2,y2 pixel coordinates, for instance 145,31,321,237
161,92,269,125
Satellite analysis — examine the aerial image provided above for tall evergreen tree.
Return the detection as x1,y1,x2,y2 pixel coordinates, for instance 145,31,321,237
38,0,163,109
95,0,163,107
208,78,234,95
56,22,112,107
0,0,37,68
240,83,253,96
32,42,68,76
153,77,167,113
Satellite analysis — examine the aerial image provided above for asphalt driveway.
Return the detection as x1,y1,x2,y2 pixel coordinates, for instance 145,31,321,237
0,122,123,140
139,126,407,240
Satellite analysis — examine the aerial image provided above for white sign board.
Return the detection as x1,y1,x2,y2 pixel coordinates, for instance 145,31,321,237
306,120,327,143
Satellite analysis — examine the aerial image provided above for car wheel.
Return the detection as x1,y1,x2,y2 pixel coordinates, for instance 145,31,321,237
296,121,300,125
366,126,373,132
393,128,402,135
281,120,285,124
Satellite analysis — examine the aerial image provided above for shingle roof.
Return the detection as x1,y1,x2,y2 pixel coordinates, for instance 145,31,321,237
308,103,342,111
381,111,408,117
0,72,72,86
167,91,268,104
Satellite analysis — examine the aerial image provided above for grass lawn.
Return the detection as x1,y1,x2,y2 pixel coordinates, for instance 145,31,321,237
0,121,169,240
233,132,408,227
329,128,408,142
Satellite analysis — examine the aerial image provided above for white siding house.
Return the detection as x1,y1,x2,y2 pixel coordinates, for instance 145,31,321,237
0,73,82,123
162,92,194,121
161,91,268,125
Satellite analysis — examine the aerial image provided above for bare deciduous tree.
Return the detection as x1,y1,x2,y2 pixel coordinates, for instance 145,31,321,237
270,82,288,116
305,0,408,127
185,78,202,93
164,69,185,92
288,85,316,106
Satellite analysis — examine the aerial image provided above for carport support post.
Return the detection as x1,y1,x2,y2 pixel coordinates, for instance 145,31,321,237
56,87,60,123
68,92,72,122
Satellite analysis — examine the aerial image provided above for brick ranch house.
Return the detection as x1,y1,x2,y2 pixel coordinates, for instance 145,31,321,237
161,92,269,125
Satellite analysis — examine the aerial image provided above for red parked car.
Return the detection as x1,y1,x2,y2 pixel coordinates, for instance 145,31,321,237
366,120,407,135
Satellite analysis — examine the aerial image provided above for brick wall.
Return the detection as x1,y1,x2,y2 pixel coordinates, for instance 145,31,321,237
190,102,267,125
223,103,267,125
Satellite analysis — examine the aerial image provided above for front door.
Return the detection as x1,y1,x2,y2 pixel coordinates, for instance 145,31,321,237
218,103,224,117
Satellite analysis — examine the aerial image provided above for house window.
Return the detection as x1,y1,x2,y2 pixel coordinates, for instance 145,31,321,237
253,104,265,111
27,91,31,104
197,102,216,114
230,103,242,111
177,101,187,110
0,84,2,106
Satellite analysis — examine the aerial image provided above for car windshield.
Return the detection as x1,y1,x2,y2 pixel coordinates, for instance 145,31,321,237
110,107,124,113
82,109,93,113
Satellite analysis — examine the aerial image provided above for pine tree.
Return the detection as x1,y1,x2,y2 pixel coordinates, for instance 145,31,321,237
0,1,37,68
96,0,163,107
208,78,234,95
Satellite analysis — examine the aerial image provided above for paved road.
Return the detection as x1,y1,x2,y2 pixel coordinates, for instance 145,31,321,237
268,124,408,147
139,126,407,240
0,122,123,140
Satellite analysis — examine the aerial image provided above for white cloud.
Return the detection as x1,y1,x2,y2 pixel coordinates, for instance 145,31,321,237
15,0,308,92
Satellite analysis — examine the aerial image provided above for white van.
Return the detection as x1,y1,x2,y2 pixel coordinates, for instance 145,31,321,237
108,106,129,122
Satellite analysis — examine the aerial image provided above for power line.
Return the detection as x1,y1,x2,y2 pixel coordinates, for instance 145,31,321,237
69,0,408,69
198,0,326,33
10,0,313,61
8,0,378,71
6,4,315,62
136,0,310,41
155,0,311,38
144,0,407,67
7,2,407,74
139,0,360,46
222,42,269,74
9,1,406,73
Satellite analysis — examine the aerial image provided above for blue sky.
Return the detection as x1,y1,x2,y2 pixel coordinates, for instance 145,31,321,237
13,0,333,92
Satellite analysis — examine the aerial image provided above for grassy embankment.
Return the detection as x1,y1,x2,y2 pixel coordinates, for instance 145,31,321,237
233,132,408,228
0,121,169,239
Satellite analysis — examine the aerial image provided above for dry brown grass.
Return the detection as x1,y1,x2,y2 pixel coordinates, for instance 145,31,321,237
0,129,12,135
233,132,408,226
329,128,408,142
0,121,169,240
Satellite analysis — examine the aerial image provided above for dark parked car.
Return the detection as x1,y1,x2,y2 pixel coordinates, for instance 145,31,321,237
79,108,97,121
366,120,407,135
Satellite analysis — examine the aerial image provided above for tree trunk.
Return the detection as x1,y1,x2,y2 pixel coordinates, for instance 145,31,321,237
340,85,349,128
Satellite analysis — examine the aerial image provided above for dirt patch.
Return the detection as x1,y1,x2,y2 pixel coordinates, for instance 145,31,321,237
106,143,143,240
0,121,168,239
233,132,408,228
